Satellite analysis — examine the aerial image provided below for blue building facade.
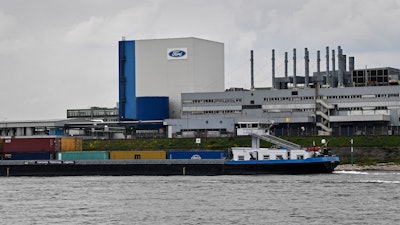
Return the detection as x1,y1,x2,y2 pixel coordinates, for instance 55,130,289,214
119,40,136,120
136,96,169,120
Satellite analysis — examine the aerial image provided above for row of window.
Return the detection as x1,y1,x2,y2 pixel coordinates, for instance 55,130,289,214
237,155,304,160
184,106,391,115
185,93,400,105
264,96,314,101
338,107,388,111
67,110,118,117
186,110,241,115
186,98,242,104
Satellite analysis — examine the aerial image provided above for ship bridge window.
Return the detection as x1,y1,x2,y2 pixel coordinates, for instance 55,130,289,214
263,155,270,160
297,155,304,159
238,155,245,160
276,155,283,160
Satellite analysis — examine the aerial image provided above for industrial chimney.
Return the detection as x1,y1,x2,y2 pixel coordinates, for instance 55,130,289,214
272,49,276,89
250,50,254,90
338,46,344,87
293,48,297,88
326,47,330,87
304,48,310,87
332,49,336,87
285,52,288,78
317,50,321,86
349,56,355,86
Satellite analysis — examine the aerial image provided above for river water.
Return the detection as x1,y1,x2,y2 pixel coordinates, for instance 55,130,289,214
0,171,399,225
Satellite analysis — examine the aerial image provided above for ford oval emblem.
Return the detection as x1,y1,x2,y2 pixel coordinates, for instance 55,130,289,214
169,50,186,58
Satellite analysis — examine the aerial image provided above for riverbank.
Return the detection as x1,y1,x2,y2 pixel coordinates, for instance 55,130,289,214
335,163,400,171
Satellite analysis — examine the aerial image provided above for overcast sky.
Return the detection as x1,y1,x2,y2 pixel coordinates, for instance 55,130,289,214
1,0,400,120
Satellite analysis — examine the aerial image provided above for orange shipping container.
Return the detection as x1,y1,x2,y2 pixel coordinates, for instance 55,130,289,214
60,137,83,152
110,151,166,160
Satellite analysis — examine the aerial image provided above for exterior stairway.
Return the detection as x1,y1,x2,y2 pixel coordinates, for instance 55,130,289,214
251,133,301,150
315,99,334,135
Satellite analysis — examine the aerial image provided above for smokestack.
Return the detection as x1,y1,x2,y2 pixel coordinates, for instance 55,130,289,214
349,56,355,86
305,48,309,87
326,47,330,86
293,48,297,88
349,57,354,71
332,49,336,87
317,50,321,86
272,49,275,89
250,50,254,90
285,52,288,78
338,46,344,87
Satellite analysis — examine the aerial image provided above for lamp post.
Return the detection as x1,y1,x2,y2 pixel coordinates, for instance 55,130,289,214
350,139,354,166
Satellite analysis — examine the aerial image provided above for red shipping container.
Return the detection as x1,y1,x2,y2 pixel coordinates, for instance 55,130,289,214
2,137,60,153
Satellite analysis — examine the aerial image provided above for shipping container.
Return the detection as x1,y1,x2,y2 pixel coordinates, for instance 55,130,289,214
49,128,64,136
60,137,82,152
167,150,227,159
2,152,53,160
2,137,60,153
109,151,166,160
56,151,109,160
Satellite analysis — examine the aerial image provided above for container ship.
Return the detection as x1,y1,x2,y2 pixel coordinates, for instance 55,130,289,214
0,134,339,176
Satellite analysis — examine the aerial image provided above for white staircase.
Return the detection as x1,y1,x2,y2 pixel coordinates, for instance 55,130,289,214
251,133,301,150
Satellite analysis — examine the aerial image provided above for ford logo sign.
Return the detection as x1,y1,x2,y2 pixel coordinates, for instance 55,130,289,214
169,50,186,58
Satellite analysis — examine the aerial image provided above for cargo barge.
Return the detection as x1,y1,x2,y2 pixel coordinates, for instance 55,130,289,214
0,157,339,176
0,134,340,176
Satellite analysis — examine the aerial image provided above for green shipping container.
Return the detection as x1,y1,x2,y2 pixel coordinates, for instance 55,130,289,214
57,151,109,160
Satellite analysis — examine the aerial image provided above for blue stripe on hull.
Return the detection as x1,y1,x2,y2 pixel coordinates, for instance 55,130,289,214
224,156,340,165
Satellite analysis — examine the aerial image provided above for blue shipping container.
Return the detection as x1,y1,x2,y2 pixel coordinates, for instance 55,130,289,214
3,152,53,160
167,150,227,159
49,128,64,136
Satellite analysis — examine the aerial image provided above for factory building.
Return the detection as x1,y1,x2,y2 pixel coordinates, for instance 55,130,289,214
164,46,400,137
118,37,224,120
165,85,399,137
2,38,400,139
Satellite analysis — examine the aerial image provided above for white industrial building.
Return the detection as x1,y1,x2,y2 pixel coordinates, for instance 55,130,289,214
120,37,225,119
